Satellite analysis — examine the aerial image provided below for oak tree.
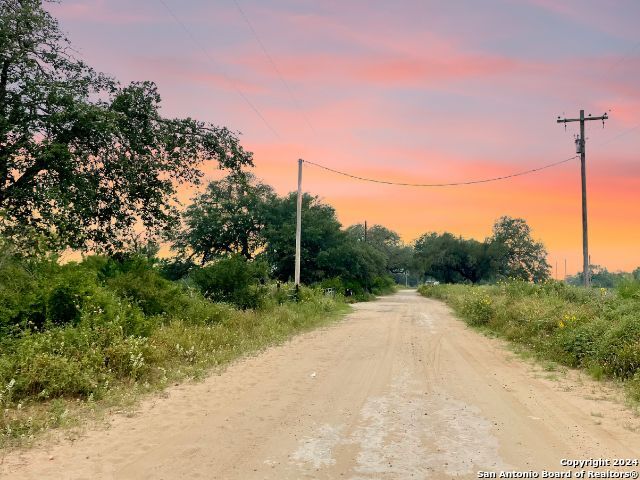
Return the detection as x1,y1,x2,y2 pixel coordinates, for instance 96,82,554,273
0,0,252,252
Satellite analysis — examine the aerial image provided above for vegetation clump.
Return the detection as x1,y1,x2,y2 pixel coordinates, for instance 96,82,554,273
418,280,640,399
0,244,348,447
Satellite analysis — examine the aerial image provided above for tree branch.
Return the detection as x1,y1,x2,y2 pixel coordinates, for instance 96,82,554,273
0,59,9,113
1,158,46,202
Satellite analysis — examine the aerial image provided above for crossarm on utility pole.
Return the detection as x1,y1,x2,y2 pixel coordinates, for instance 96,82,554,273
557,114,608,123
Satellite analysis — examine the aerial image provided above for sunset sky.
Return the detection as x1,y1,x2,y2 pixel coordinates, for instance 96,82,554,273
48,0,640,274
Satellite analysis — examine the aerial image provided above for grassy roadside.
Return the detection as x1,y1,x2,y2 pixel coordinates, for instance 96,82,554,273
0,289,349,449
418,281,640,401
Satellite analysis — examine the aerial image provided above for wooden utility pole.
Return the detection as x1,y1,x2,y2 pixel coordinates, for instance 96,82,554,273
295,159,303,286
557,110,608,288
364,220,368,243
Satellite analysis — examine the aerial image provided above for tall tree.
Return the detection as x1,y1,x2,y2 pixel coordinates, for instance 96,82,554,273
317,241,387,288
174,172,275,264
261,193,343,283
346,223,411,274
413,232,494,283
0,0,252,252
489,216,550,282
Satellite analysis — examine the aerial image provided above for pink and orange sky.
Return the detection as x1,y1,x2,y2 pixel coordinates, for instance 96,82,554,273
48,0,640,274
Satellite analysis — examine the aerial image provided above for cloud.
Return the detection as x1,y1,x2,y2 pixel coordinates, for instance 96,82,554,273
234,50,531,88
133,56,268,95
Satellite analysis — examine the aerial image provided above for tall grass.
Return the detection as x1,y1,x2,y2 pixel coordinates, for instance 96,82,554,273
418,280,640,399
0,249,348,448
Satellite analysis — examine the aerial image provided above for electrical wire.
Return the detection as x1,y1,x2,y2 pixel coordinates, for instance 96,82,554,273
302,156,579,187
158,0,281,139
604,39,640,77
231,0,315,133
597,122,640,146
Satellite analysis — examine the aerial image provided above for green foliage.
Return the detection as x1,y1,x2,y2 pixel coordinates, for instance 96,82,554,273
318,241,385,285
189,255,268,309
0,248,346,447
320,274,395,301
567,265,633,289
258,195,402,293
158,257,197,281
459,289,495,326
0,0,253,253
45,265,98,327
489,216,550,282
413,216,550,284
414,232,496,283
262,192,344,284
618,278,640,300
174,172,276,263
345,224,413,275
418,279,640,398
0,242,235,340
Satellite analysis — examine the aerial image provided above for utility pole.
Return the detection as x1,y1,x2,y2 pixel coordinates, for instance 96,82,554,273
364,220,368,243
295,159,303,286
557,110,608,288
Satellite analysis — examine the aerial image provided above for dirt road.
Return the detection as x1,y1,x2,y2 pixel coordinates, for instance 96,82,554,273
3,290,640,479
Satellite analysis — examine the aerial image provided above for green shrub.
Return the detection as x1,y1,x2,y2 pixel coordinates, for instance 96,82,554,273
45,265,99,327
460,288,495,326
189,256,268,309
554,319,607,367
605,342,640,379
107,268,185,316
617,279,640,300
416,284,448,300
0,247,46,335
157,257,197,281
371,275,396,295
0,239,351,447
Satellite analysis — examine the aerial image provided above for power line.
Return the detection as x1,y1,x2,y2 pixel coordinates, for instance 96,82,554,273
157,0,281,139
302,156,578,187
597,122,640,146
231,0,315,134
603,39,640,77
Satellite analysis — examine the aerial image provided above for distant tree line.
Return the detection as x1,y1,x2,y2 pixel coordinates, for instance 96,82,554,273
567,265,640,288
413,216,550,284
168,172,552,290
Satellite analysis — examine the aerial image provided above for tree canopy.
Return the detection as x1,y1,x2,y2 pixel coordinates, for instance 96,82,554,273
174,173,275,264
261,192,344,283
413,217,550,284
346,223,412,274
489,216,550,282
414,232,494,283
0,0,252,252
